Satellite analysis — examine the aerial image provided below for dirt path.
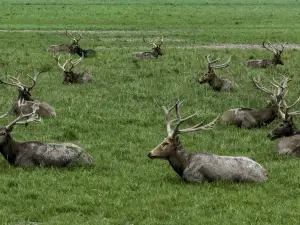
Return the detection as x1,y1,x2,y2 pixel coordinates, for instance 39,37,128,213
1,29,300,49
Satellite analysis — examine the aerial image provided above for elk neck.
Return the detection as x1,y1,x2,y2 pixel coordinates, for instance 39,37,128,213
167,139,192,177
208,74,223,91
254,103,277,124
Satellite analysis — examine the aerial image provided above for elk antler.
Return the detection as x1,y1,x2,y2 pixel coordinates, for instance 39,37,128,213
205,54,231,69
5,103,41,130
163,100,218,138
0,112,8,119
0,71,44,90
65,30,82,44
143,36,164,47
262,41,285,54
53,53,84,72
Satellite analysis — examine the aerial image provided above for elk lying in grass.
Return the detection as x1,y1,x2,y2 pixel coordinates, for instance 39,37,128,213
47,31,96,57
221,75,289,128
268,94,300,157
53,53,94,84
0,104,93,167
148,101,268,183
133,37,164,59
246,41,284,68
198,54,237,91
0,71,56,118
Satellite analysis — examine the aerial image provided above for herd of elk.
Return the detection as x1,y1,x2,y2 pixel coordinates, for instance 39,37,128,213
47,31,96,57
198,54,237,91
133,37,164,59
0,104,93,167
0,71,56,117
53,53,94,84
148,101,268,183
246,41,284,68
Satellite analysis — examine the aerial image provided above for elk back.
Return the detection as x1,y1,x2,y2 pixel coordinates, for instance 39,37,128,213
12,101,56,118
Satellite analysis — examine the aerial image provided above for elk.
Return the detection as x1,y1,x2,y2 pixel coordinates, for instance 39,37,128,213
220,75,289,128
267,94,300,157
133,37,164,59
198,54,237,91
47,31,96,57
0,71,56,118
148,101,268,183
246,41,284,68
53,53,94,84
0,104,93,167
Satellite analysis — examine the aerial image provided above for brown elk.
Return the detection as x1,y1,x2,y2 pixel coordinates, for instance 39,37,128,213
53,53,94,84
0,71,56,118
133,37,164,59
221,75,289,128
246,41,284,68
0,104,93,167
268,93,300,157
47,31,96,57
148,101,268,183
198,54,237,91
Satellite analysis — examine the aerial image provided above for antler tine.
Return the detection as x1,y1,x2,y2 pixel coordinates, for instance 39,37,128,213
252,76,273,95
0,75,25,89
5,103,41,130
69,53,84,71
162,103,177,138
0,112,8,119
179,115,219,134
205,54,220,66
53,53,66,71
143,37,156,47
262,41,276,54
210,56,232,69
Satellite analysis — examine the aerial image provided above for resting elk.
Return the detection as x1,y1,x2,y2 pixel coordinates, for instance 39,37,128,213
268,93,300,157
221,75,289,128
47,31,96,57
53,53,94,84
246,41,284,68
148,100,268,183
133,37,164,59
0,71,56,118
0,104,93,167
198,54,237,91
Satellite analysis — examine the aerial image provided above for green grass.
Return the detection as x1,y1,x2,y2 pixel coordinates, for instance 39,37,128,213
1,0,300,225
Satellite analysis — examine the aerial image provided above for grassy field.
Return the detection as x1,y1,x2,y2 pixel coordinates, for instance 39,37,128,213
1,0,300,225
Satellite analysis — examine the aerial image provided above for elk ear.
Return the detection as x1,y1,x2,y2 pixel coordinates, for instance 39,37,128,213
174,136,180,144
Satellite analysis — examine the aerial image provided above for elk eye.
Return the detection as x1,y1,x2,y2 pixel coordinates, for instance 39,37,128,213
0,132,6,136
162,143,169,147
279,124,284,127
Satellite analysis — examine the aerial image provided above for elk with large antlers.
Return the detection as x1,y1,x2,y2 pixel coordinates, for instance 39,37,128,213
148,101,268,183
53,53,94,84
198,54,237,91
133,37,164,59
267,93,300,157
0,71,56,118
47,31,96,57
221,75,289,128
0,104,93,167
246,41,284,68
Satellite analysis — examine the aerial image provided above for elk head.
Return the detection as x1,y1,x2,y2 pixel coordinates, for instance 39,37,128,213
198,54,231,84
0,103,41,145
143,36,164,57
0,71,44,102
262,41,284,66
65,30,83,54
148,100,218,159
53,53,84,84
268,93,300,140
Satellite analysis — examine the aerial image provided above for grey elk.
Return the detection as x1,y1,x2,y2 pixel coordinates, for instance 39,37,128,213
0,104,93,167
53,53,94,84
246,41,284,68
221,75,289,128
198,54,237,91
268,93,300,157
0,71,56,118
133,37,164,59
47,31,96,57
148,101,268,183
